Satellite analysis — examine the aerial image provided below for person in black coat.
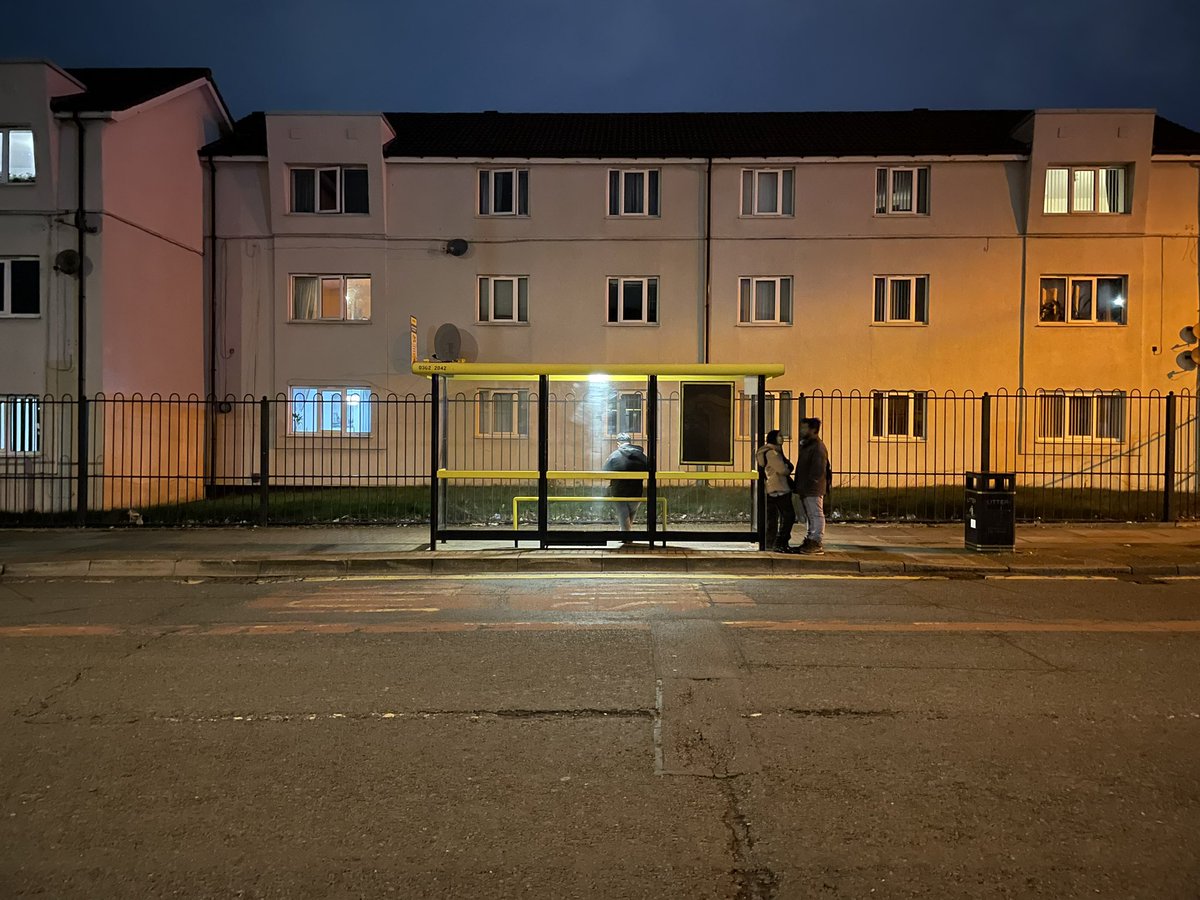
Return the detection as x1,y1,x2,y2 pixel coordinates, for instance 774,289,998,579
603,433,650,539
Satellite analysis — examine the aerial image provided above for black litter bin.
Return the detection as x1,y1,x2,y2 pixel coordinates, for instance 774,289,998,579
964,472,1015,551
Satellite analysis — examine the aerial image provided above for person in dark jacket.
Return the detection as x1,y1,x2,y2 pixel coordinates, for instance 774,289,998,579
754,429,796,552
603,433,650,540
794,418,830,554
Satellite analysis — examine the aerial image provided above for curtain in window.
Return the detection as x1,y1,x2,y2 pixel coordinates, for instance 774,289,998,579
890,170,914,212
778,278,792,324
6,397,40,453
875,169,888,214
739,278,752,323
345,278,371,320
517,170,529,215
8,130,36,182
890,279,912,321
292,277,318,319
873,277,887,322
1070,280,1093,321
1067,395,1092,437
886,395,909,436
1099,167,1126,213
777,391,793,438
1044,168,1068,214
1071,169,1095,212
916,168,930,214
756,171,778,214
623,171,645,214
493,279,515,320
493,171,514,213
517,391,531,436
1095,393,1124,440
781,170,794,216
1038,394,1065,439
754,280,776,321
479,171,490,215
742,171,755,215
479,278,490,322
608,170,621,216
492,392,515,433
476,391,492,434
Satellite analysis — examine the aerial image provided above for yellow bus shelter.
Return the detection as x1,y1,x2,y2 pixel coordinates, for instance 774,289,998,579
412,362,785,548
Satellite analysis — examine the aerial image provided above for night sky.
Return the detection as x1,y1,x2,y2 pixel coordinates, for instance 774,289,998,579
5,0,1200,128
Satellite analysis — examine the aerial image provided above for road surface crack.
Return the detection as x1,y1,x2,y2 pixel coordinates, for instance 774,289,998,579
722,780,777,900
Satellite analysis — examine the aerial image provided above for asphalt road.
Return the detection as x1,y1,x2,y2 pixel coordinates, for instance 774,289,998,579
2,573,1199,899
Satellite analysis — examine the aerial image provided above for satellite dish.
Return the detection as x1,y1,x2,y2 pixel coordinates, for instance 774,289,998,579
434,323,462,361
445,239,469,257
54,249,81,276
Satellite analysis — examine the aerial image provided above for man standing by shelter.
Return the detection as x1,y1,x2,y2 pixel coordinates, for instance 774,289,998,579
795,418,830,554
603,433,651,543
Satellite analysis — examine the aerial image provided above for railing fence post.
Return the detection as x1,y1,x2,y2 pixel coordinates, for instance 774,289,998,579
258,396,270,525
76,395,89,525
1163,391,1177,523
980,392,991,475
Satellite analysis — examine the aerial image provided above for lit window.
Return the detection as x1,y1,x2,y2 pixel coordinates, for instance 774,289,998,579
606,391,645,436
290,166,369,214
607,277,658,324
738,277,793,325
0,129,36,184
476,390,530,437
477,276,529,323
1037,391,1125,441
871,391,927,440
1044,166,1129,214
289,387,372,436
290,275,371,321
0,259,40,317
478,169,529,216
0,395,40,454
875,167,929,215
607,169,660,216
1038,276,1126,325
741,169,794,216
873,275,929,325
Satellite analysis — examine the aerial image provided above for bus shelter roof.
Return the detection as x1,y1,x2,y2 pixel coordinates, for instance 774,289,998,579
411,362,785,381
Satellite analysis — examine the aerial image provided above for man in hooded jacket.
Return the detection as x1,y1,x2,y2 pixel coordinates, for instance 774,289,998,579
603,433,651,540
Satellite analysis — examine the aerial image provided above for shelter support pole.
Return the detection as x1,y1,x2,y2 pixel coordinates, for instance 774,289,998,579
429,374,440,550
537,375,549,548
647,375,659,547
756,373,767,550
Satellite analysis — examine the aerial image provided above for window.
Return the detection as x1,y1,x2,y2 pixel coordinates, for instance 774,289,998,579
476,390,530,436
290,166,369,214
478,169,529,216
875,167,929,215
0,259,40,317
477,276,529,323
607,277,659,324
1037,391,1125,441
1044,166,1129,214
871,391,927,440
738,277,793,325
289,387,372,436
1038,276,1126,325
740,169,794,216
873,276,929,325
0,129,35,183
607,169,660,216
290,275,371,321
0,396,40,454
607,391,645,436
737,391,793,439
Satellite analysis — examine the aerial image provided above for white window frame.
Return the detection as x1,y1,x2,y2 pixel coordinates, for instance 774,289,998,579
1037,275,1127,326
741,168,794,217
0,395,41,456
288,386,373,437
289,275,371,322
607,168,660,217
872,275,930,325
606,391,646,437
606,277,659,325
1036,391,1126,443
477,276,529,324
0,258,41,318
737,390,793,439
475,389,531,438
1043,165,1130,215
288,166,369,215
737,276,793,325
875,166,929,216
0,128,36,184
870,391,928,441
478,168,529,216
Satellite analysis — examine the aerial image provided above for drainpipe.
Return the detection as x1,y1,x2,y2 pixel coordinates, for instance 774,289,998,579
703,157,713,363
206,155,218,495
73,113,89,525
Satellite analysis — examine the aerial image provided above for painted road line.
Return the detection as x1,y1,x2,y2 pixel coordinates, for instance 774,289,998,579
724,620,1200,633
295,573,941,583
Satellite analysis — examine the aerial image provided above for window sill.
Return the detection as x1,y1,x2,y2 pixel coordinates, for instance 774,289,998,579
286,211,372,217
869,436,927,443
284,433,374,440
1036,322,1126,328
0,314,42,320
476,321,530,326
1035,437,1124,445
475,214,530,219
736,321,793,327
605,321,660,327
737,213,794,219
287,319,372,325
870,322,928,327
1040,212,1130,217
473,433,532,440
605,214,661,220
872,212,929,218
0,181,37,187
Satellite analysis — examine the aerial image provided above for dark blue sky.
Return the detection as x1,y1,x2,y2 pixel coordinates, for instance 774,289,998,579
6,0,1200,128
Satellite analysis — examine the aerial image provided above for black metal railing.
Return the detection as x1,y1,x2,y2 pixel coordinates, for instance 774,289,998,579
0,389,1195,526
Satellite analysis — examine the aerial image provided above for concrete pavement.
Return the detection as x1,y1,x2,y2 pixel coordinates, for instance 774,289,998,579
1,522,1199,579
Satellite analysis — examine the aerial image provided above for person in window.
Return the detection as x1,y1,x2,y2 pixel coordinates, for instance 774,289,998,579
755,429,796,553
795,418,830,554
603,433,650,544
1040,286,1064,323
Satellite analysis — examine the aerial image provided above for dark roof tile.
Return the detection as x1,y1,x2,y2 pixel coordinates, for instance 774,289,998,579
52,67,215,114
